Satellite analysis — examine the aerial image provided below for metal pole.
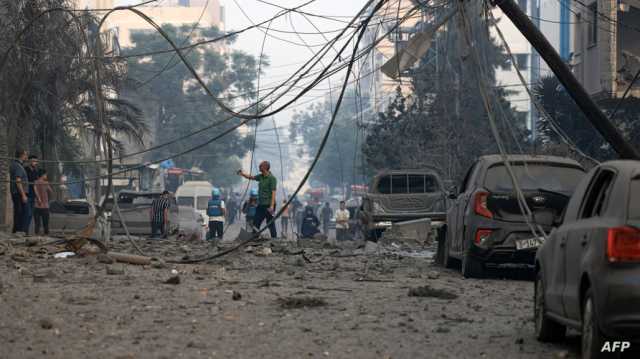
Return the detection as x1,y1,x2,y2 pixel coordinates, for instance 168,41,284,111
492,0,639,159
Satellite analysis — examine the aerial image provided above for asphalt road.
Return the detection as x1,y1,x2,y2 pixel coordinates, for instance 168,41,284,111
0,224,584,358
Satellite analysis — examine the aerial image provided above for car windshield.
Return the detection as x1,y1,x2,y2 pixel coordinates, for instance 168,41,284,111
629,179,640,220
377,174,439,194
484,163,584,193
197,196,210,210
178,197,194,207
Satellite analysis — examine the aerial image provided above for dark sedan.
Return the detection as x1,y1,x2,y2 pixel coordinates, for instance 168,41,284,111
442,155,585,278
535,160,640,359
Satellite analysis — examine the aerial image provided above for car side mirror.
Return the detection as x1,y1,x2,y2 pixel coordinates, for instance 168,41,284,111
448,186,458,199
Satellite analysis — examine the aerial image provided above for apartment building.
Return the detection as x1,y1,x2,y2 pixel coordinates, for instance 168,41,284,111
571,0,640,99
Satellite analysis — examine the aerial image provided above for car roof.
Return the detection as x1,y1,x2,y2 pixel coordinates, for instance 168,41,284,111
479,154,583,168
599,160,640,176
375,169,441,176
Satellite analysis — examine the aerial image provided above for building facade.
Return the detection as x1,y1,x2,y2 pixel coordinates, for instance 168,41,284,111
571,0,640,99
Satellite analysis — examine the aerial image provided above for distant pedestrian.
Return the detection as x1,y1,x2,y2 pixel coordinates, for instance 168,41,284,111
33,170,53,236
321,202,333,236
10,149,29,234
301,206,320,239
335,201,350,241
227,196,237,225
237,161,278,239
242,189,259,231
280,199,290,238
207,188,226,241
150,190,171,239
23,155,39,234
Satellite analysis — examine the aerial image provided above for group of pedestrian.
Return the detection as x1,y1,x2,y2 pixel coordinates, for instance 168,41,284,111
10,149,53,236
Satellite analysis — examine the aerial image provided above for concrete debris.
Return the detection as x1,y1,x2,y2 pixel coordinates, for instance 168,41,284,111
278,296,327,309
97,253,114,264
232,291,242,301
164,275,181,285
408,286,458,300
38,319,54,330
106,266,125,276
255,247,272,257
151,258,166,269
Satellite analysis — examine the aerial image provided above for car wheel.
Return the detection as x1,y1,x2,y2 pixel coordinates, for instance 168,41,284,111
534,271,566,342
582,289,606,359
461,247,484,278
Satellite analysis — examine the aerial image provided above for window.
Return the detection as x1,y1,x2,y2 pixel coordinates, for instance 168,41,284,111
580,170,615,219
515,54,528,70
461,162,477,192
484,163,585,193
178,197,194,207
575,13,583,52
588,3,598,46
197,196,210,210
408,175,425,193
392,175,408,194
377,176,391,194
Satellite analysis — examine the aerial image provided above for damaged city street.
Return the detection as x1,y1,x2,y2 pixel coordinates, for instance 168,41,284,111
0,230,576,358
2,0,640,358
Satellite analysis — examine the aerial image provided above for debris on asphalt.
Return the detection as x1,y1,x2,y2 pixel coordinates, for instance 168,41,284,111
38,319,54,330
164,275,181,285
232,290,242,301
106,266,125,276
278,296,327,309
96,253,114,264
408,286,458,300
255,247,272,257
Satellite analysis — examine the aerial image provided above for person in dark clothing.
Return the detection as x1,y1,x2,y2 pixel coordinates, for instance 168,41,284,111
242,189,259,231
301,206,320,239
237,161,277,238
24,155,39,234
227,197,237,225
150,191,171,239
10,149,29,234
321,202,333,236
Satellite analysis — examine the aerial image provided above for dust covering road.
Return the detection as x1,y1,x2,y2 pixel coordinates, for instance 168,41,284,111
0,225,580,358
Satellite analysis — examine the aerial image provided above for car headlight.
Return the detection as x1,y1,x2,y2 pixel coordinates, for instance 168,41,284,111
373,202,384,214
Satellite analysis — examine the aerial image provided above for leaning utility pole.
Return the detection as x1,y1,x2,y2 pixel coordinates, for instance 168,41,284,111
490,0,640,159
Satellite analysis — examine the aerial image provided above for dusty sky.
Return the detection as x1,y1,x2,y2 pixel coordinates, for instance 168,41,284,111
116,0,368,190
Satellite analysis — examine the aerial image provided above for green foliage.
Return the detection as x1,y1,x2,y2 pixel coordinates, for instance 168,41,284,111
122,24,261,188
289,89,369,189
362,8,528,182
534,75,640,162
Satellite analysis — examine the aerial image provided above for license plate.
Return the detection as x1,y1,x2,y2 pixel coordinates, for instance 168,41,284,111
515,236,545,250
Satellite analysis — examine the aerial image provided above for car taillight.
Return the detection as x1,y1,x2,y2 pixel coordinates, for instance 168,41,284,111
607,227,640,262
475,229,493,245
474,191,493,219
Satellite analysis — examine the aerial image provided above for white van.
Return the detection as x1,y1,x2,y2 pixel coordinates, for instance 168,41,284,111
175,181,213,228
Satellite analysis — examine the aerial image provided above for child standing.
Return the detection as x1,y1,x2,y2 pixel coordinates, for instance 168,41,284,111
33,170,53,235
207,188,226,241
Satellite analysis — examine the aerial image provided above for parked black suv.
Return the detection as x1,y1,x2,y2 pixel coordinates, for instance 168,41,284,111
442,155,585,278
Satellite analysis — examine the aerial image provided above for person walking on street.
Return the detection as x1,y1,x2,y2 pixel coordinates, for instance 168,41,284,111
280,199,290,238
207,188,226,241
10,149,29,234
321,202,333,236
150,190,171,239
237,161,277,239
23,155,39,234
335,201,350,241
33,170,53,236
242,189,259,231
227,196,237,225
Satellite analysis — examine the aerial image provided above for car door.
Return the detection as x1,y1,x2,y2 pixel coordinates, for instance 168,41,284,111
452,162,479,254
562,168,616,320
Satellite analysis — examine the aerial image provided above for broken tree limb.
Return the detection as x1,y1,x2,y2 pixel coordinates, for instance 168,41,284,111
107,252,151,266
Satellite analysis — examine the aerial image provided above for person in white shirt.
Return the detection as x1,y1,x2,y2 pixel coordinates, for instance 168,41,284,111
335,201,350,241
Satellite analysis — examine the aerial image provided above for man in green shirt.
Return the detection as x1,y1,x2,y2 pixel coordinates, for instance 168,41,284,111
237,161,278,238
